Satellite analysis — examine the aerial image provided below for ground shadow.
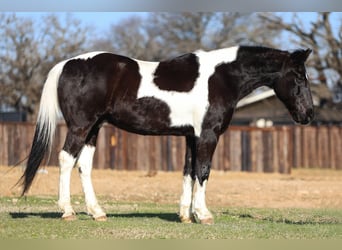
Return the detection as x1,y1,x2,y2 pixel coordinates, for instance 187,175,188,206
222,211,340,225
9,211,180,223
106,212,180,223
10,212,61,219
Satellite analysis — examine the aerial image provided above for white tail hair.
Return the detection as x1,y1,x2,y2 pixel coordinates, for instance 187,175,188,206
20,60,66,194
36,61,66,152
21,51,106,194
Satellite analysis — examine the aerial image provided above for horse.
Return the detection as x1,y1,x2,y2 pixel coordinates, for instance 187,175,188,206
20,45,314,224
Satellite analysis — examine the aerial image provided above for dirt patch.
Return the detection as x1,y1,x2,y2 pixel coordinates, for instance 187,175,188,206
1,166,341,209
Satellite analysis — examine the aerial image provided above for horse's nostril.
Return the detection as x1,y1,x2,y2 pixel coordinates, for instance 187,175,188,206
307,109,314,120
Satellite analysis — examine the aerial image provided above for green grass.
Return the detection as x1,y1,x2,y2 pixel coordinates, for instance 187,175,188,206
0,196,341,239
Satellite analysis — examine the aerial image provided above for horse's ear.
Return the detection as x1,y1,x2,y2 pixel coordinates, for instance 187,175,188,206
290,49,312,63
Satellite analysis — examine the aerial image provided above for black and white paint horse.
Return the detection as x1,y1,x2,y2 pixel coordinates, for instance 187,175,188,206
21,45,314,224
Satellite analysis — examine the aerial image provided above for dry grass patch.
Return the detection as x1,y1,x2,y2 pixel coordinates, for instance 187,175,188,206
1,166,341,209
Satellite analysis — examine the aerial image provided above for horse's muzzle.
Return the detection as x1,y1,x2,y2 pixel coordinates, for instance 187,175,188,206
292,108,314,125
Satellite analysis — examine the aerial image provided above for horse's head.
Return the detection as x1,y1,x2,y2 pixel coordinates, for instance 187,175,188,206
273,49,314,125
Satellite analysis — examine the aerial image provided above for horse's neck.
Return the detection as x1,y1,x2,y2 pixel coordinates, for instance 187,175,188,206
236,53,287,99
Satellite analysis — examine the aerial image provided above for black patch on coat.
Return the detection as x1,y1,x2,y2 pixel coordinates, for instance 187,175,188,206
153,53,199,92
58,53,141,126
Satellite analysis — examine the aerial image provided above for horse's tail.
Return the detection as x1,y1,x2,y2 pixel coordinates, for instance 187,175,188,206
20,61,65,195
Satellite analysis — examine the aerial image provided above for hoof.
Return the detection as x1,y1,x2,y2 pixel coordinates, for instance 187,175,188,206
94,215,107,222
199,217,214,225
61,214,77,221
179,216,193,224
193,211,214,225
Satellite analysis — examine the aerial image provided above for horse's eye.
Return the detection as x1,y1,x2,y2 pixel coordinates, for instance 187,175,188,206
295,77,304,85
294,85,301,96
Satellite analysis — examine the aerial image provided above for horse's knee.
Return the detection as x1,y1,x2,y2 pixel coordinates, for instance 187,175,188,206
196,162,212,185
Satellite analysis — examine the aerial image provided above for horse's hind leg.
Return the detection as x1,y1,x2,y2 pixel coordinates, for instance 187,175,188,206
179,136,196,223
58,150,77,220
58,126,106,221
58,130,82,220
77,129,106,221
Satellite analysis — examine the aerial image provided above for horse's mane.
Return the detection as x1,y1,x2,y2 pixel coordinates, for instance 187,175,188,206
238,45,288,57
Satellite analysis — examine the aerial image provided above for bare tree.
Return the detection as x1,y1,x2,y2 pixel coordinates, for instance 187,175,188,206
147,12,214,57
0,13,90,119
91,12,279,61
209,13,279,48
260,12,342,102
96,16,164,61
0,14,40,114
146,12,280,57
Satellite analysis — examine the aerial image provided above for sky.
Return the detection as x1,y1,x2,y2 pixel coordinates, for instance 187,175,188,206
13,12,341,38
1,0,342,12
15,12,148,33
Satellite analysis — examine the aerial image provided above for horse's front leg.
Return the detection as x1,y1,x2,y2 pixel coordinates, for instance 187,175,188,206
77,145,107,221
192,130,219,225
179,175,195,223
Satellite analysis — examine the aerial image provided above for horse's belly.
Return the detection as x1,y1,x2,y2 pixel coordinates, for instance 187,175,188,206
136,90,207,136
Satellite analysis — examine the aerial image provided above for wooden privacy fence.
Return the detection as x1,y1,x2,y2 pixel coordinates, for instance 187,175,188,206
0,122,341,172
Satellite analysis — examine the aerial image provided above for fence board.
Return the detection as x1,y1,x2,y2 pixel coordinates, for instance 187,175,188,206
263,130,274,173
293,127,302,168
317,126,330,168
0,122,341,172
229,130,242,171
251,130,263,172
271,129,279,173
276,127,292,174
212,135,225,171
330,126,342,170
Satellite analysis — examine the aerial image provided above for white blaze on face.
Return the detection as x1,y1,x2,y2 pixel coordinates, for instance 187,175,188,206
135,46,239,136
